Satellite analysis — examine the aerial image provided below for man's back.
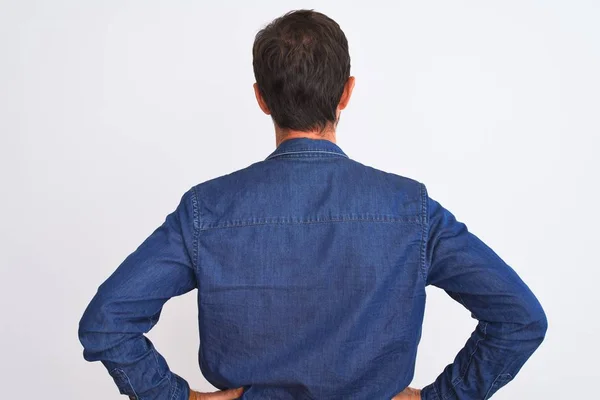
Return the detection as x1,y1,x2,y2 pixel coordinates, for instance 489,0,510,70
195,137,426,399
79,137,547,400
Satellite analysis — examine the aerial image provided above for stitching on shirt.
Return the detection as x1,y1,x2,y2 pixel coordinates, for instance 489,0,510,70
463,321,488,378
419,183,429,284
200,215,421,231
432,383,441,400
151,347,165,379
169,373,179,400
484,376,499,400
266,151,349,160
191,185,200,271
483,372,512,399
266,149,348,160
442,321,488,400
112,368,139,399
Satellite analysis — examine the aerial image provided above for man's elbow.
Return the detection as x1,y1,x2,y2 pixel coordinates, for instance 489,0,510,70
78,293,112,361
533,308,548,342
523,297,548,347
501,293,548,347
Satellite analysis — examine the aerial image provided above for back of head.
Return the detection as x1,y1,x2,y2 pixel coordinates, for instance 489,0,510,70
252,9,351,134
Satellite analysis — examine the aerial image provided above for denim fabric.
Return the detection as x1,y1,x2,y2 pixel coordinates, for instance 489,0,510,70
78,137,547,400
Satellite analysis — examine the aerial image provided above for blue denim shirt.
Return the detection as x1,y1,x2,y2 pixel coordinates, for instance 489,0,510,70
78,137,547,400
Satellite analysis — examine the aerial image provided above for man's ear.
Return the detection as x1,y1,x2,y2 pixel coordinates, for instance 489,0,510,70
338,76,355,111
254,83,271,115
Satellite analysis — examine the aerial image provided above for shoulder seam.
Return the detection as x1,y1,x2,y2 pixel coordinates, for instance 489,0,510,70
419,182,429,284
190,185,200,271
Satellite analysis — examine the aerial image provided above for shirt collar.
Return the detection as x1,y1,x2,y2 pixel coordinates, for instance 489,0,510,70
264,137,349,161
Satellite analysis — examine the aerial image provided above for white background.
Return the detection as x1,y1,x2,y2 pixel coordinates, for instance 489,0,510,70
1,1,598,398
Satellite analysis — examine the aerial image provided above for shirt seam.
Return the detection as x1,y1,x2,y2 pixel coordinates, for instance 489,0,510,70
441,321,488,400
151,347,166,379
199,215,421,231
484,372,513,400
111,368,139,399
169,373,180,400
419,182,429,284
266,150,348,160
432,383,441,400
191,185,200,271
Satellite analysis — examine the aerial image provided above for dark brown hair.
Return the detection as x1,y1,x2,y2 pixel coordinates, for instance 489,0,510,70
252,9,351,133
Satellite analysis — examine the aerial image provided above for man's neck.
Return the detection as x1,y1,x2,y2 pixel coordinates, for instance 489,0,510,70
275,127,337,147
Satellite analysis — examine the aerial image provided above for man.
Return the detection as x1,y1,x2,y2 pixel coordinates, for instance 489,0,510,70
78,9,547,400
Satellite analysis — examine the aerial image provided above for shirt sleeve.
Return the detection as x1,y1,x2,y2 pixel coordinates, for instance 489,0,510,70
419,184,548,400
78,187,199,400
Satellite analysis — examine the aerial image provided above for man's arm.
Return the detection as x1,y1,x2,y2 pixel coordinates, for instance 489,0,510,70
419,184,548,400
78,188,198,400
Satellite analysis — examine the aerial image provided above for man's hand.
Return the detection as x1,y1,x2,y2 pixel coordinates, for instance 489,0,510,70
392,386,421,400
189,387,245,400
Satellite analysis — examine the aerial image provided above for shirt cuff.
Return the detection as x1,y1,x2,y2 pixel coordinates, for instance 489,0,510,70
420,383,440,400
172,373,191,400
